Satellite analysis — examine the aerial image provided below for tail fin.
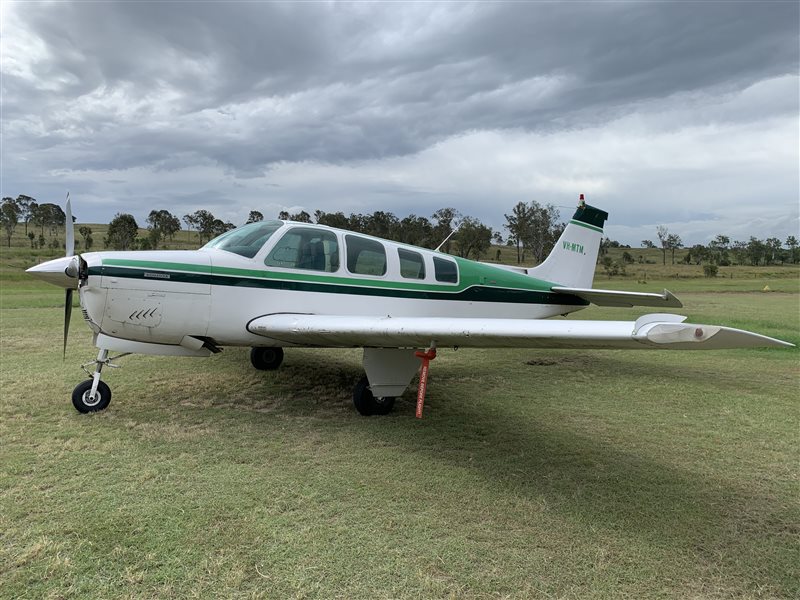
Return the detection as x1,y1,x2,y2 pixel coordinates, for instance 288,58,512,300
527,197,608,288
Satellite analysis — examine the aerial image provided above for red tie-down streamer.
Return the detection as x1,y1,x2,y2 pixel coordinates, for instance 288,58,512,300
414,347,437,419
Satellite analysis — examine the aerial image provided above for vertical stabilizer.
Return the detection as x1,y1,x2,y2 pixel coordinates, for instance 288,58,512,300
527,196,608,288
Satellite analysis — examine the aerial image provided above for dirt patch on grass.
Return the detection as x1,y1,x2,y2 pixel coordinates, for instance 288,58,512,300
525,356,587,367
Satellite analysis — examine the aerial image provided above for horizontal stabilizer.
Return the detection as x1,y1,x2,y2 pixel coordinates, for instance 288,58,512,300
248,314,792,350
551,286,683,308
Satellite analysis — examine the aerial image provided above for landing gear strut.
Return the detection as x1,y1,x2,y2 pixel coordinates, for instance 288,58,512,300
353,348,429,417
72,348,128,413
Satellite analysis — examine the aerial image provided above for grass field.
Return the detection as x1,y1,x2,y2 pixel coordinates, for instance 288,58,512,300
1,232,799,598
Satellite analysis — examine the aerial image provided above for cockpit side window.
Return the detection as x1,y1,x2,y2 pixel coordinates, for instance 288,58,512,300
345,235,387,276
264,228,340,272
398,249,426,279
433,256,458,283
203,221,283,258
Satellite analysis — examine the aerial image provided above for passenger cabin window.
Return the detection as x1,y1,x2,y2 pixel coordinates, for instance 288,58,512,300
433,256,458,283
202,220,283,258
345,235,387,276
265,228,340,272
398,249,425,279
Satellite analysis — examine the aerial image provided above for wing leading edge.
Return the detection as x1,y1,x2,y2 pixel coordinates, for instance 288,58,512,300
248,313,792,350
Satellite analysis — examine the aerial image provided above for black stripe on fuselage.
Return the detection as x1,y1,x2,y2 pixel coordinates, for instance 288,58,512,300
90,266,588,306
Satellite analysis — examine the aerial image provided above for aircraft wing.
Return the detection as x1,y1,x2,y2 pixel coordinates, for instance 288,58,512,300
551,286,683,308
248,313,792,350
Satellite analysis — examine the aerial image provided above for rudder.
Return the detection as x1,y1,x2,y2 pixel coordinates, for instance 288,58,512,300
527,197,608,288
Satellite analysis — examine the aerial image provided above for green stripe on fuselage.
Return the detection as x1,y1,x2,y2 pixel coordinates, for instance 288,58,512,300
92,258,588,306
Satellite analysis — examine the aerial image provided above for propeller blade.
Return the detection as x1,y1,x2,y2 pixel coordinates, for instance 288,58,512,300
65,192,74,257
64,288,73,359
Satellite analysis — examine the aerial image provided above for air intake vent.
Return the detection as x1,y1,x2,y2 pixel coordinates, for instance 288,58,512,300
81,308,91,321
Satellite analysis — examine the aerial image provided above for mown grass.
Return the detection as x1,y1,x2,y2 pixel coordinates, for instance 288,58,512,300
1,239,799,598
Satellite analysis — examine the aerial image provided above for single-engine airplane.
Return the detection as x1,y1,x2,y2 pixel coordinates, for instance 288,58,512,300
28,195,792,417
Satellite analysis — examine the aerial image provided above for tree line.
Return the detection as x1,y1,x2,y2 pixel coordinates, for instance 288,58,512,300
641,227,799,267
1,195,71,248
2,194,797,267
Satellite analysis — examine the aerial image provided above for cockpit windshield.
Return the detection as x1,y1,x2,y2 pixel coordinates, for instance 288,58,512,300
202,220,283,258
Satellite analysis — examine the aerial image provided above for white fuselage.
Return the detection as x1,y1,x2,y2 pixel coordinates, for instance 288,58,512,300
77,222,582,350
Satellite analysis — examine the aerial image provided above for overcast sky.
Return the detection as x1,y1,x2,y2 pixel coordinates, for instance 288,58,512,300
2,1,798,245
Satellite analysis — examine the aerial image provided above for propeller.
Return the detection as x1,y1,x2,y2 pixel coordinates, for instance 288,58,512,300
63,193,74,358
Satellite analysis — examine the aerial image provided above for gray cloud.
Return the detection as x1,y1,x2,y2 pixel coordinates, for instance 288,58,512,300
2,1,798,244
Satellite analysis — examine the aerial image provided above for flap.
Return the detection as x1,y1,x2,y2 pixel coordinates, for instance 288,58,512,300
551,286,683,308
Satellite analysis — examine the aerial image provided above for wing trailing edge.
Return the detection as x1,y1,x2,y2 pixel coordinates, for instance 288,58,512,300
248,313,792,350
551,286,683,308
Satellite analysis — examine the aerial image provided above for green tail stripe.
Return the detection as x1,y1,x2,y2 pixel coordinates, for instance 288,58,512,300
569,219,604,233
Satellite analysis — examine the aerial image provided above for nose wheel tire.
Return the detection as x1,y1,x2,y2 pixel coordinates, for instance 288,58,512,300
72,380,112,413
250,347,284,370
353,376,395,416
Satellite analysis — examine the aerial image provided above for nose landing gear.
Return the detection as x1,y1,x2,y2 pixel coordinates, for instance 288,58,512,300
72,379,112,413
71,348,129,413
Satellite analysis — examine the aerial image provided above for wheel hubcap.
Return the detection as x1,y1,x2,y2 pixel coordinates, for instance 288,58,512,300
82,389,102,407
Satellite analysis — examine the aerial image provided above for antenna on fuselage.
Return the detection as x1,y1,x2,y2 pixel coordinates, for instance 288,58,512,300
434,224,460,253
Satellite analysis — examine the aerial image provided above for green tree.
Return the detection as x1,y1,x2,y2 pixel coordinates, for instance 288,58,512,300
504,202,530,264
78,226,93,251
397,214,433,247
786,235,799,264
15,195,37,235
454,216,492,260
666,233,682,265
689,244,709,265
746,237,765,266
105,213,139,250
190,210,216,243
598,237,610,258
731,240,748,265
246,210,264,224
182,213,197,242
315,211,350,230
656,226,669,265
1,198,20,247
641,240,656,249
363,211,400,240
708,234,730,265
522,201,562,264
600,256,624,278
146,209,181,248
210,219,235,238
431,207,461,253
765,237,782,265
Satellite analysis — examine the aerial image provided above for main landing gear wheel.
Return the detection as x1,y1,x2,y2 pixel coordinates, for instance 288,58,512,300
250,347,284,371
353,376,395,416
72,380,112,413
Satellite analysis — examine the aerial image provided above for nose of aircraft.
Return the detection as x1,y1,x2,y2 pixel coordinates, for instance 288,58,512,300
26,256,80,289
